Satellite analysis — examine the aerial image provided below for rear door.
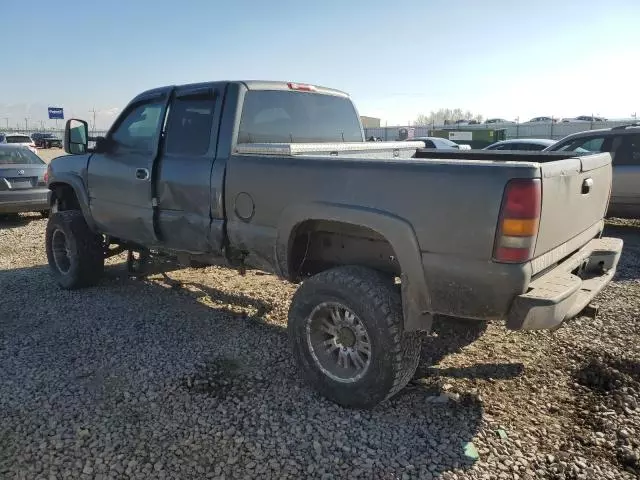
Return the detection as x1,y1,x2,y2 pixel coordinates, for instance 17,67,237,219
87,88,171,244
155,84,222,253
534,152,612,257
610,134,640,213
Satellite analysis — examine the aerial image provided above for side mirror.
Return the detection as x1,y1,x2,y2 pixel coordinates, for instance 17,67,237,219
64,119,89,155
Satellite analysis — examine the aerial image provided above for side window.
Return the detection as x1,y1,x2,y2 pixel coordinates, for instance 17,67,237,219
614,135,640,166
524,143,544,151
111,101,165,151
493,143,512,150
577,137,605,152
422,140,435,148
555,136,606,153
164,94,216,155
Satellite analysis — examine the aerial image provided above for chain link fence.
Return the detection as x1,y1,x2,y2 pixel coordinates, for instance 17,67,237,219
364,120,638,142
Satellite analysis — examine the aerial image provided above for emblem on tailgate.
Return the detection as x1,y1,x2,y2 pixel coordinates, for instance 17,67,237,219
17,170,25,175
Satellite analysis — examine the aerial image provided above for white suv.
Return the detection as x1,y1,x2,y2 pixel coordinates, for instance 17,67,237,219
0,133,38,154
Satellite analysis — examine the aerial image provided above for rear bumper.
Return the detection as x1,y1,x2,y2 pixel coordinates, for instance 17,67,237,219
0,191,49,213
507,237,623,330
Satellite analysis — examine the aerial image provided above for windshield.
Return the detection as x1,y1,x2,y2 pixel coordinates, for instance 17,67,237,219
238,90,363,143
0,147,45,165
5,135,33,144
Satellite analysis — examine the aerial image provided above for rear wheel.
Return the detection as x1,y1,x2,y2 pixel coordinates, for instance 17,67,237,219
45,211,105,289
288,265,422,408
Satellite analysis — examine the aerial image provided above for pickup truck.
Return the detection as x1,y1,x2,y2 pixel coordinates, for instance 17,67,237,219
45,80,623,409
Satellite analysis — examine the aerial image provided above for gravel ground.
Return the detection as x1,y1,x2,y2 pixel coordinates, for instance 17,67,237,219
1,214,639,480
37,148,65,164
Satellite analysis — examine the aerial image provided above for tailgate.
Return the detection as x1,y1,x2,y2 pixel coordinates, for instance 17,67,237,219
534,152,612,257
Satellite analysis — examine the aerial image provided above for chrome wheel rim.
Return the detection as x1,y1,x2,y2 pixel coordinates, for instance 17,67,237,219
51,228,71,274
306,302,372,383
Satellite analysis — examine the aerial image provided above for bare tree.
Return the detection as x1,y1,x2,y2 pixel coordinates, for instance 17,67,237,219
414,108,483,126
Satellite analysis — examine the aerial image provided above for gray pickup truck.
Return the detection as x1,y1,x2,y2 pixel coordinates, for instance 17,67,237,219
45,80,623,408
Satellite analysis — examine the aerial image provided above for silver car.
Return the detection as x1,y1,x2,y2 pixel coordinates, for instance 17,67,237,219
544,124,640,218
0,144,49,217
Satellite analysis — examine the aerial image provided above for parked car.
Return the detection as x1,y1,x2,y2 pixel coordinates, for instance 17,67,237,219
561,116,607,123
526,116,557,123
46,80,622,409
485,118,515,124
407,136,462,149
453,119,479,125
31,132,63,148
0,133,38,154
0,144,49,217
544,124,640,218
484,139,557,151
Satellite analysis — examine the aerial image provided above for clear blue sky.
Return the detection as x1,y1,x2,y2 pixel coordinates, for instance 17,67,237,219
2,0,639,129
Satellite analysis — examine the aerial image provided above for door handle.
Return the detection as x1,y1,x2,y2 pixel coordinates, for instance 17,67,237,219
135,168,149,180
582,177,593,194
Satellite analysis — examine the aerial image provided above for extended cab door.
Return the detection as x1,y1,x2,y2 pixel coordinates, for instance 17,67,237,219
154,84,223,252
610,134,640,216
87,88,171,244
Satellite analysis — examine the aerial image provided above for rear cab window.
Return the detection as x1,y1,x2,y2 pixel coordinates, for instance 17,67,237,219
238,90,363,143
5,135,33,144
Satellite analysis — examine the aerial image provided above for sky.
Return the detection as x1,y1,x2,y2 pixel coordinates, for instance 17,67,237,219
1,0,639,130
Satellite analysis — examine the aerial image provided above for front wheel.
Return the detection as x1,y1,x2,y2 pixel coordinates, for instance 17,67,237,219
45,211,105,289
288,266,422,409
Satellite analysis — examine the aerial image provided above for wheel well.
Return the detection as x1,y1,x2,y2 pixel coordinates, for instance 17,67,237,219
288,220,400,280
49,183,81,211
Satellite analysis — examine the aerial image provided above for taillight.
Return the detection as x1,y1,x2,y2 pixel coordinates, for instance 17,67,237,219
44,170,49,184
287,82,317,92
493,178,541,263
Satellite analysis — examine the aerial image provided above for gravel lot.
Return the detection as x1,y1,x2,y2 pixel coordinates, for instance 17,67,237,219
37,148,65,164
1,207,639,478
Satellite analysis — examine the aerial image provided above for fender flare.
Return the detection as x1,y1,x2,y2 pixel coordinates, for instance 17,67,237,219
276,202,433,331
48,173,97,232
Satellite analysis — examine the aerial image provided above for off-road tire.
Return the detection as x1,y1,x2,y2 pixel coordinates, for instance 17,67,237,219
288,265,422,409
46,210,104,289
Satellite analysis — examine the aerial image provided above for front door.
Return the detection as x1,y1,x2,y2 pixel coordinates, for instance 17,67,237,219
154,84,223,253
87,89,171,244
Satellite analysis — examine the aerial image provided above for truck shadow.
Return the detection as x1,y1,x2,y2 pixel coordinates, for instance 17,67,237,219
0,213,44,229
0,262,484,479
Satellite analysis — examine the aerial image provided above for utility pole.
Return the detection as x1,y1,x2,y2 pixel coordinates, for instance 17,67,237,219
24,118,29,132
89,107,97,134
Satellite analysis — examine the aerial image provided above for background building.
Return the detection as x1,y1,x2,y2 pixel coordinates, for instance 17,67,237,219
360,116,381,128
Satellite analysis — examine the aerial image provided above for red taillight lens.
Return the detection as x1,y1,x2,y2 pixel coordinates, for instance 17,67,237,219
287,82,317,92
44,170,49,184
493,179,541,263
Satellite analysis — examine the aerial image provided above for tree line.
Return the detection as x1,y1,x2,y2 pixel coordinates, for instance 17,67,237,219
414,108,484,126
